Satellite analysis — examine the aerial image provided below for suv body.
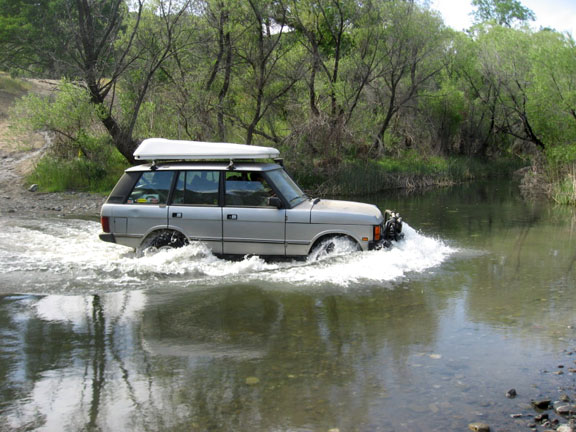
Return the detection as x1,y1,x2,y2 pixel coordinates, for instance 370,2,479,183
99,139,401,257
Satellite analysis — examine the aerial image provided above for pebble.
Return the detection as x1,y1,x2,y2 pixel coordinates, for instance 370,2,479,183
245,376,260,385
468,422,491,432
557,425,574,432
506,388,517,398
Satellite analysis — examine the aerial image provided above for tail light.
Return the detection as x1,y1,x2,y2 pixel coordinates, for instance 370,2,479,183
101,216,111,233
373,225,382,241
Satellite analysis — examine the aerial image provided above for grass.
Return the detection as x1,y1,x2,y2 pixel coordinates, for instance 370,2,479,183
27,155,128,193
552,174,576,205
291,154,525,196
0,73,32,96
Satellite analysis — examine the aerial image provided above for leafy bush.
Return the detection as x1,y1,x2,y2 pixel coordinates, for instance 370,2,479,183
27,147,127,193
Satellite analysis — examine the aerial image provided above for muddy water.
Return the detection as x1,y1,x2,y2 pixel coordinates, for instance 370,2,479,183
0,181,575,431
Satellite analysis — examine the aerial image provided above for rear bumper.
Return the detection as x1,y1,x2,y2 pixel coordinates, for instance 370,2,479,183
99,233,116,244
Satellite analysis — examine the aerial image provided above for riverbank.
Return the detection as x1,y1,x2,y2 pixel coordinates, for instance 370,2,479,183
0,77,105,219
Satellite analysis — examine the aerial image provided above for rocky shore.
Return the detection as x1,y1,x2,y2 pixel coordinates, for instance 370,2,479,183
0,187,105,219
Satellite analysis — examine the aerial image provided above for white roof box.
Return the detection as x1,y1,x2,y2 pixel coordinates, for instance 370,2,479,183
133,138,280,161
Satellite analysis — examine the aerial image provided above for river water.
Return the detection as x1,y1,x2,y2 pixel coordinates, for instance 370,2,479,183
0,181,575,431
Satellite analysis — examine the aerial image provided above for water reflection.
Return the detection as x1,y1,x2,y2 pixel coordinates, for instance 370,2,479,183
1,284,450,431
0,292,147,431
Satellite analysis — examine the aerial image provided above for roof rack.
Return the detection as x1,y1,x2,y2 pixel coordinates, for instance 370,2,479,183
133,138,280,161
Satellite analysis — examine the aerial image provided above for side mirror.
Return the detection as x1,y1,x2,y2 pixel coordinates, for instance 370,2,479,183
267,196,283,209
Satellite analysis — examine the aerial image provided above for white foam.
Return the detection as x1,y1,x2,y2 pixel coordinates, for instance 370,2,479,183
0,218,455,291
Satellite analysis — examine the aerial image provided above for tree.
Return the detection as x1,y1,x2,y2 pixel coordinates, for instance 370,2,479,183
65,0,193,162
476,26,545,152
0,0,71,75
368,2,448,155
471,0,535,28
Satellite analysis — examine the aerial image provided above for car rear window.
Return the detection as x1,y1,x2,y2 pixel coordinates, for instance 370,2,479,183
126,171,175,204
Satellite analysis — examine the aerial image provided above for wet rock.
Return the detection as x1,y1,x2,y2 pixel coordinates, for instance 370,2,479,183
506,388,517,398
531,399,552,410
557,425,574,432
554,404,576,416
468,422,491,432
535,413,549,423
560,395,571,402
28,184,38,192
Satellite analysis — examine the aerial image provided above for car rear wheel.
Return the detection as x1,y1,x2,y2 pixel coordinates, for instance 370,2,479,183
140,230,189,253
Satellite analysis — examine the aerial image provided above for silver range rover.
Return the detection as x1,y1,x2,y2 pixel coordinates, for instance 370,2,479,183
99,139,403,258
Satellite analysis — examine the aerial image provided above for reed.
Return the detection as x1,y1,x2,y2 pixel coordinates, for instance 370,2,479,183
552,172,576,205
292,156,523,196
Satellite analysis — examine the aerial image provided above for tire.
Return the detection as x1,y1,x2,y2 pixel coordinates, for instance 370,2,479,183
309,235,360,261
141,230,189,253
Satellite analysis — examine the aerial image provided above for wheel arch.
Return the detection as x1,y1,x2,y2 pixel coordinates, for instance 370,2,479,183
140,227,189,248
308,231,362,255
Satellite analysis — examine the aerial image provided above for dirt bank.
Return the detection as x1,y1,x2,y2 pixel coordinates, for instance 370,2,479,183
0,76,105,219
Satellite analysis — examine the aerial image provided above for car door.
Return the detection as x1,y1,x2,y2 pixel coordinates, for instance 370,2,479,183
222,171,286,256
168,170,223,254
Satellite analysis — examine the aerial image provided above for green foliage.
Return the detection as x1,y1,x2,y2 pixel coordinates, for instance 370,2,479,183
10,81,106,158
471,0,535,27
290,152,523,195
27,151,128,193
3,0,576,203
0,0,70,74
11,79,129,192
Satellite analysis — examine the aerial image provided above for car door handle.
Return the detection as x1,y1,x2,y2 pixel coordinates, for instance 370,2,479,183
172,212,182,218
227,214,238,220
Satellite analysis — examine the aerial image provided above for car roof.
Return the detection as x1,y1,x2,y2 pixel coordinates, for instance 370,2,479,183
125,162,283,172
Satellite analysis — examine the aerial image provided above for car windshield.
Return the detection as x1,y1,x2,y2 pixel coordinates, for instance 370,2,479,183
266,169,307,207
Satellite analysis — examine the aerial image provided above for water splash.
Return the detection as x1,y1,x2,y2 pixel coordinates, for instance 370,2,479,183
0,217,455,293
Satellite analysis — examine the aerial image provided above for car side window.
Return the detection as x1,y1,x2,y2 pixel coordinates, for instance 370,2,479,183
225,171,275,207
172,171,220,206
126,171,174,204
